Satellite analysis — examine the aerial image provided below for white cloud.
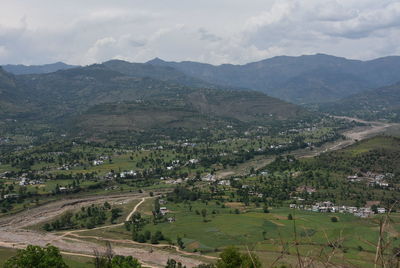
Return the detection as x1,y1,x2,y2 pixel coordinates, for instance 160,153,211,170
0,46,8,57
0,0,399,65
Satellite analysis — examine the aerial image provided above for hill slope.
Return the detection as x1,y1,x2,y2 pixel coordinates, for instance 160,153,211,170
148,54,400,104
0,65,310,140
0,67,34,117
102,60,216,89
321,83,400,122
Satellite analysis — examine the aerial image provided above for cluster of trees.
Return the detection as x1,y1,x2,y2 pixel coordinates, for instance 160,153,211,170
4,244,261,268
4,245,68,268
4,243,143,268
126,212,166,244
167,187,210,203
43,203,122,231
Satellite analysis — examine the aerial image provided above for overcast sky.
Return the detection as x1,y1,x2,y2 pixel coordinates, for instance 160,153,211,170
1,0,400,65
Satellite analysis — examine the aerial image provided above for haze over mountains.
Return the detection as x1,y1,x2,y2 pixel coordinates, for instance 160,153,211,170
147,54,400,104
1,52,399,139
3,62,77,75
4,54,400,105
0,60,307,140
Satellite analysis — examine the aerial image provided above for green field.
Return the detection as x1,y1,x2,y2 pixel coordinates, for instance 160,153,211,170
73,200,399,267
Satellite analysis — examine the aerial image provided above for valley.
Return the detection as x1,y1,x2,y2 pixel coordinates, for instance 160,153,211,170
1,54,399,268
0,117,398,267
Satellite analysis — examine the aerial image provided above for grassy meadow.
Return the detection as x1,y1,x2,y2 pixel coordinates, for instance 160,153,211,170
73,199,399,267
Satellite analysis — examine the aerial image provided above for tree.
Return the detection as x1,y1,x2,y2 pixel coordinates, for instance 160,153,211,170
216,246,261,268
110,255,142,268
137,234,146,243
331,216,338,222
371,204,378,214
4,244,68,268
287,214,293,220
177,237,185,249
94,242,141,268
263,205,269,213
201,209,207,222
111,208,123,224
144,230,151,241
154,198,161,214
262,231,267,240
104,202,111,209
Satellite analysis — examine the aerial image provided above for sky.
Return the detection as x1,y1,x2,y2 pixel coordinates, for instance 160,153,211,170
1,0,400,65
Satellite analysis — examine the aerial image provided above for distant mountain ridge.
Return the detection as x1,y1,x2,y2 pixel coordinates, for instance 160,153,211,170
3,54,400,104
147,54,400,104
0,62,308,140
2,62,77,75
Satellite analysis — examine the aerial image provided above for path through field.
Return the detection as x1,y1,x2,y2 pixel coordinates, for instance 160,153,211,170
0,193,206,267
0,117,397,267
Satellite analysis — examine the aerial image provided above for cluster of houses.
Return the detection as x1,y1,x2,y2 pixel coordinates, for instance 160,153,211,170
0,174,44,186
347,172,392,188
158,199,175,222
290,201,387,218
296,185,317,194
120,170,137,178
163,178,187,184
0,137,10,144
2,193,19,199
218,180,231,186
180,142,197,147
201,173,216,182
165,159,199,171
57,163,82,171
166,160,181,171
18,177,43,186
93,160,104,166
93,156,109,166
0,172,10,179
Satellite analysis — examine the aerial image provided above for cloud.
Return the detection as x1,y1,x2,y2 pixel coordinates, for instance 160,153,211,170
0,0,399,65
325,2,400,38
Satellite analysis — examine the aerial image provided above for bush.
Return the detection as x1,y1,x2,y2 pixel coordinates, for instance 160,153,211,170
4,245,68,268
331,216,338,222
263,205,270,213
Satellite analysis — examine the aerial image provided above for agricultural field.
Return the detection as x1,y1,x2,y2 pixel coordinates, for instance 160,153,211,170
70,198,400,268
0,120,399,267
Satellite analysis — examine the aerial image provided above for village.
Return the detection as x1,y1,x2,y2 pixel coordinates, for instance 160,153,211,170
289,200,387,218
347,171,392,188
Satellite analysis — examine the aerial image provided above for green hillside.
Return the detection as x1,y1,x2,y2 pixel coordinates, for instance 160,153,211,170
0,67,34,117
305,135,400,175
0,64,311,142
148,54,400,104
321,83,400,122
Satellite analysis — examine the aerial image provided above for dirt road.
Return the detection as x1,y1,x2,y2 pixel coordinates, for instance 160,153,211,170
216,117,399,178
1,117,397,267
0,193,205,267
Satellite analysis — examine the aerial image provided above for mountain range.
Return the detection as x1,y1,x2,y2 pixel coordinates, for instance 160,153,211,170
2,62,77,75
5,54,400,105
0,62,307,140
147,54,400,104
2,53,400,139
